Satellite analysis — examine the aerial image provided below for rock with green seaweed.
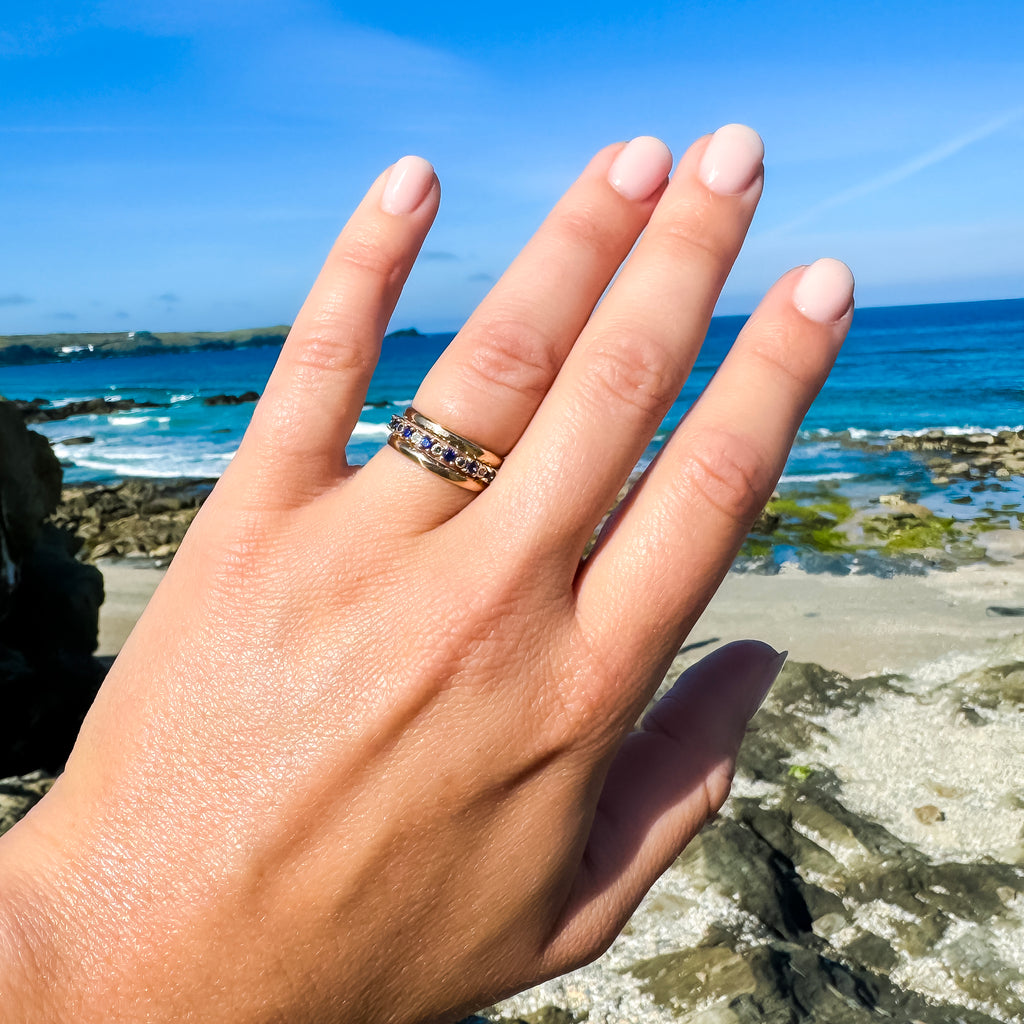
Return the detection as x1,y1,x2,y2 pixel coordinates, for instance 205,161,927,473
743,489,856,559
739,480,1022,572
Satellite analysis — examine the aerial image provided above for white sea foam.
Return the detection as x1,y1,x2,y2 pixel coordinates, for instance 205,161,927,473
106,415,171,426
779,471,858,483
790,441,836,457
66,449,158,462
350,421,390,438
169,393,195,403
65,450,236,478
801,424,1024,441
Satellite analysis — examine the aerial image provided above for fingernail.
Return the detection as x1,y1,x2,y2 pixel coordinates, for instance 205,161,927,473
746,648,788,719
381,155,435,215
793,258,855,323
698,124,764,196
608,136,673,201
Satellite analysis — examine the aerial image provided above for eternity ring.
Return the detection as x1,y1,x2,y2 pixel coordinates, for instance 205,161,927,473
387,407,503,491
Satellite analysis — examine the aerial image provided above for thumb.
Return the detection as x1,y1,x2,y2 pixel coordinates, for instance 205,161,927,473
544,640,786,971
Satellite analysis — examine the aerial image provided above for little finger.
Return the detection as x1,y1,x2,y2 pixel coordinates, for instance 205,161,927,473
578,260,854,687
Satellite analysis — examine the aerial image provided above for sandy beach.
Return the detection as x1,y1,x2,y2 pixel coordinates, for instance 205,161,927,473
98,557,1024,678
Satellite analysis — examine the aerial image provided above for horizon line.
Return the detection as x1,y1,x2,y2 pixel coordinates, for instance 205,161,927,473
3,294,1023,343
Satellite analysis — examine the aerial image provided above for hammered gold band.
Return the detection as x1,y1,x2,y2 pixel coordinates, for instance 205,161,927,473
387,407,503,491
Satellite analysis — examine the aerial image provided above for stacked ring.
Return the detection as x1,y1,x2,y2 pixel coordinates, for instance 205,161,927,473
387,407,503,491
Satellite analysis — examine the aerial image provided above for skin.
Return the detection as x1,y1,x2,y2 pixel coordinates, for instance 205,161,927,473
0,132,852,1022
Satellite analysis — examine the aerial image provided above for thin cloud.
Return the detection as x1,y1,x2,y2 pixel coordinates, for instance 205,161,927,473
766,108,1024,237
467,272,494,283
52,311,78,321
156,292,180,303
0,293,32,306
0,124,128,133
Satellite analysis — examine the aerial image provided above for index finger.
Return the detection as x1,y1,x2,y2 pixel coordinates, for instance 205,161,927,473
237,156,440,498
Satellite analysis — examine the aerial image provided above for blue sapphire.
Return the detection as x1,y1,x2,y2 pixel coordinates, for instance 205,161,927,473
467,460,480,475
420,435,433,451
442,447,457,463
402,425,413,438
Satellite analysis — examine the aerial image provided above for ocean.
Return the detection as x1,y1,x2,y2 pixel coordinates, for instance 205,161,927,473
4,297,1023,518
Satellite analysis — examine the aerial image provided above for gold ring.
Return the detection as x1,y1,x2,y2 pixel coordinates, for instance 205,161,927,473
387,407,503,491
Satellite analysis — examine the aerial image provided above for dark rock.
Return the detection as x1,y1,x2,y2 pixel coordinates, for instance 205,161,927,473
0,401,106,775
59,435,95,445
855,428,1024,484
13,396,165,423
631,938,1009,1022
941,661,1024,711
54,478,214,562
202,391,259,406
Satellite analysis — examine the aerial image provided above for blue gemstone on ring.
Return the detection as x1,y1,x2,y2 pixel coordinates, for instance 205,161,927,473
442,447,457,463
420,435,433,451
467,460,480,475
402,425,413,438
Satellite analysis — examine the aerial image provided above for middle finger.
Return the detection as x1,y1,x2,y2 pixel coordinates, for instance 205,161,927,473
481,124,766,560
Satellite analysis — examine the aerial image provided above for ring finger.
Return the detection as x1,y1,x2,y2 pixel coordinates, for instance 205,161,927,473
365,137,675,523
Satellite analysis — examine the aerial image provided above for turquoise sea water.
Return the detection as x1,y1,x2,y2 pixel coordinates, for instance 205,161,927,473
3,298,1023,512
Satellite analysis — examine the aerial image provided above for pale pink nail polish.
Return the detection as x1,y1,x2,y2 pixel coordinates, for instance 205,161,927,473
608,136,673,201
698,124,764,196
793,258,855,323
381,155,435,215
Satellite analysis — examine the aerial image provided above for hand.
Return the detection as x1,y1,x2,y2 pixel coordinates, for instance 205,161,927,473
0,127,853,1023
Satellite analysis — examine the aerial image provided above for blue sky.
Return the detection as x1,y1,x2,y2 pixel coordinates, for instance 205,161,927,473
1,0,1022,336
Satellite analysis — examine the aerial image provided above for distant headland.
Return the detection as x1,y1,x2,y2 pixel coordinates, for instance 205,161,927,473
0,325,426,366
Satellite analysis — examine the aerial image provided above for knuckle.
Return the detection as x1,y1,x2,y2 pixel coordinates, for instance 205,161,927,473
287,323,376,379
458,316,561,405
554,202,613,256
650,195,730,265
747,323,824,392
678,427,772,529
334,223,400,282
582,334,678,417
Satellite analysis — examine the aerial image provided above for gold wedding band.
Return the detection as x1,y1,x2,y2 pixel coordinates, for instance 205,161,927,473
387,407,503,491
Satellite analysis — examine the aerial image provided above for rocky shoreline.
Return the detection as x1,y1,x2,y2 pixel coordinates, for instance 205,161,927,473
741,426,1024,574
847,427,1024,485
55,478,214,563
480,653,1024,1024
5,391,1022,572
42,427,1024,572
